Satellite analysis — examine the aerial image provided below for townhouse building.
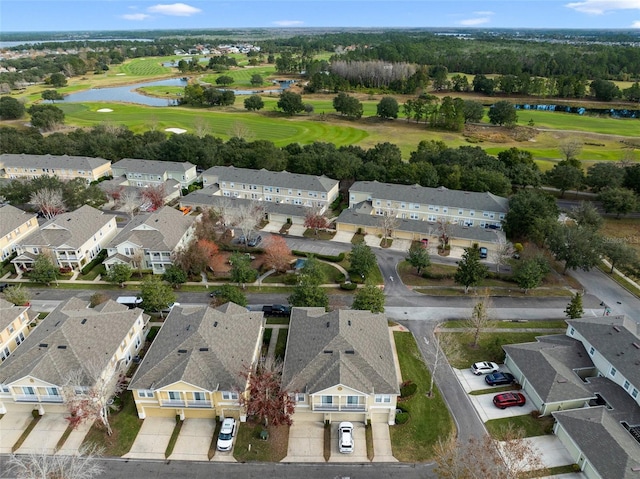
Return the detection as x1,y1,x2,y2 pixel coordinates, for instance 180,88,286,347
0,299,31,363
11,205,117,271
104,206,198,275
0,204,38,261
111,158,198,189
0,154,112,183
0,298,149,415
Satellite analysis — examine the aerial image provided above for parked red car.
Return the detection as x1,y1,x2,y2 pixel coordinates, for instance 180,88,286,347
493,392,526,409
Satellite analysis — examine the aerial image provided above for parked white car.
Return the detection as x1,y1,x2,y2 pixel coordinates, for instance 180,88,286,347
471,361,499,375
338,421,354,453
217,418,237,451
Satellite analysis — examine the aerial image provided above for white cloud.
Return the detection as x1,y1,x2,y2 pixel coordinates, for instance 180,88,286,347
147,3,202,16
474,11,495,16
459,17,491,26
565,0,640,15
122,13,151,21
272,20,304,26
632,20,640,26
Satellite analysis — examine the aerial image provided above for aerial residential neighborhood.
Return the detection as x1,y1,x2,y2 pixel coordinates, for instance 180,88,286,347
1,8,640,477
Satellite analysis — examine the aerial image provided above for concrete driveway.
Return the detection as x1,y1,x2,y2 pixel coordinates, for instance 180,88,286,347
469,390,536,422
371,423,397,462
261,221,285,234
364,235,381,248
16,412,69,455
282,419,325,462
328,422,368,463
288,224,307,236
331,231,354,244
169,418,217,462
388,239,411,253
454,366,513,393
0,409,33,453
123,417,175,460
512,436,575,470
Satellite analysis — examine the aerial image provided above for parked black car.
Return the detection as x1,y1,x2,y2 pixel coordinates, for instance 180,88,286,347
0,283,9,292
262,304,291,317
484,372,517,386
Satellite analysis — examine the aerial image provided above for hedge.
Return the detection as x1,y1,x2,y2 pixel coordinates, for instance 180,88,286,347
292,250,345,263
340,281,357,290
400,380,418,398
395,412,409,424
81,249,107,275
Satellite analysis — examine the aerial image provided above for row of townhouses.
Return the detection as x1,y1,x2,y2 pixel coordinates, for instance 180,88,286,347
0,299,399,426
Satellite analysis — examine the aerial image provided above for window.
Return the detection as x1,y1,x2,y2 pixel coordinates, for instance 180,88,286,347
168,391,181,400
376,200,381,206
589,346,595,356
321,395,333,405
610,367,617,377
483,212,490,217
139,390,154,398
296,393,305,403
428,215,437,222
0,384,9,393
410,213,419,220
15,332,25,346
8,325,14,334
624,380,630,390
45,387,59,396
442,207,448,213
22,386,35,395
400,203,406,209
193,392,205,401
632,388,638,399
347,395,359,405
469,210,475,216
374,395,391,403
1,347,10,361
414,204,420,210
222,391,238,400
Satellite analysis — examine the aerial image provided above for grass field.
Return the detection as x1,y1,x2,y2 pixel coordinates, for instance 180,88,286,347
201,66,278,87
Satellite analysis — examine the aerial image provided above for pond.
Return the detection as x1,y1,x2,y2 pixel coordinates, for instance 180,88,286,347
514,103,640,119
60,78,294,107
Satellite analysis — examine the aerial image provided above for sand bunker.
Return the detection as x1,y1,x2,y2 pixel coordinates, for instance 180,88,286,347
116,73,126,76
165,127,187,134
97,108,113,113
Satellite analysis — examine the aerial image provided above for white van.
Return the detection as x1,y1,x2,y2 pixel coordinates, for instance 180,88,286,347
116,296,142,309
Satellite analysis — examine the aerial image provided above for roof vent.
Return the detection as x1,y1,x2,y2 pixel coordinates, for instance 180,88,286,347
323,350,333,354
54,321,60,327
214,321,218,327
199,347,209,352
557,378,567,383
345,350,355,354
39,343,48,348
178,349,187,353
81,319,87,325
633,343,640,350
57,345,67,349
348,320,351,326
326,322,330,328
613,326,621,332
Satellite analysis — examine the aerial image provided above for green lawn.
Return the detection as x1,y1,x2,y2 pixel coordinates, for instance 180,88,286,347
201,66,277,87
390,332,454,462
440,320,567,329
233,420,289,462
274,328,288,362
485,414,555,440
82,391,143,457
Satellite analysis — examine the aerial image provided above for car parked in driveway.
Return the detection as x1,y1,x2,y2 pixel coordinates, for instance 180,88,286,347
484,372,517,386
471,361,499,375
247,235,262,247
0,283,8,292
492,392,526,409
338,422,354,453
217,418,237,451
479,247,488,259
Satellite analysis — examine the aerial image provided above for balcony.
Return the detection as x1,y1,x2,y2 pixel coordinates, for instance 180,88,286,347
313,399,366,412
186,400,213,408
40,394,64,403
160,399,186,407
15,394,63,403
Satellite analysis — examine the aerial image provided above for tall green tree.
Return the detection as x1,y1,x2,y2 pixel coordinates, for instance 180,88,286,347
277,91,304,115
163,265,187,288
0,96,25,120
244,94,264,111
503,189,559,241
250,74,263,86
230,252,257,287
586,163,625,192
2,285,31,306
544,163,584,198
602,240,638,274
598,187,638,218
406,243,431,275
28,104,65,130
210,284,247,307
140,276,177,317
488,100,517,126
513,257,548,294
569,202,603,231
454,247,489,294
288,276,328,308
547,225,603,274
30,254,59,286
105,264,133,288
352,282,385,313
376,96,399,119
462,100,484,123
349,243,377,280
42,89,65,102
565,293,584,319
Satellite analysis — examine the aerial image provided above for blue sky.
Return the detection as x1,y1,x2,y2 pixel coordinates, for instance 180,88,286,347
1,0,640,32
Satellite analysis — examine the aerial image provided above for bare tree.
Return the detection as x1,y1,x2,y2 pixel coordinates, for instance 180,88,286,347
492,238,515,273
62,358,127,436
466,289,494,348
7,443,105,479
228,121,255,141
436,217,454,252
377,206,399,245
119,189,140,219
303,204,329,235
424,331,460,398
213,199,235,232
559,138,583,162
434,429,546,479
131,249,145,277
193,116,210,138
234,201,265,246
30,188,66,219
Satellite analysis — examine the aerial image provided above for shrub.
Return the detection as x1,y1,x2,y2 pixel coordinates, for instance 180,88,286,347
396,404,409,413
146,326,160,343
291,250,345,263
81,249,107,275
530,410,541,419
340,281,357,290
400,380,418,398
395,412,409,425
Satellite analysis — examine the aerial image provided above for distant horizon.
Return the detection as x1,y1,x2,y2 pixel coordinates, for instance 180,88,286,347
1,1,639,33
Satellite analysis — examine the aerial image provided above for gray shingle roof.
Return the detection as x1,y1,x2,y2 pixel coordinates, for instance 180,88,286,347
203,166,338,193
553,406,640,479
351,181,509,212
567,316,640,388
503,335,595,404
0,299,29,332
0,204,37,237
112,158,195,174
0,153,110,172
181,189,315,218
128,303,263,392
106,206,196,252
336,208,506,244
19,205,113,250
282,308,399,395
0,298,146,386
